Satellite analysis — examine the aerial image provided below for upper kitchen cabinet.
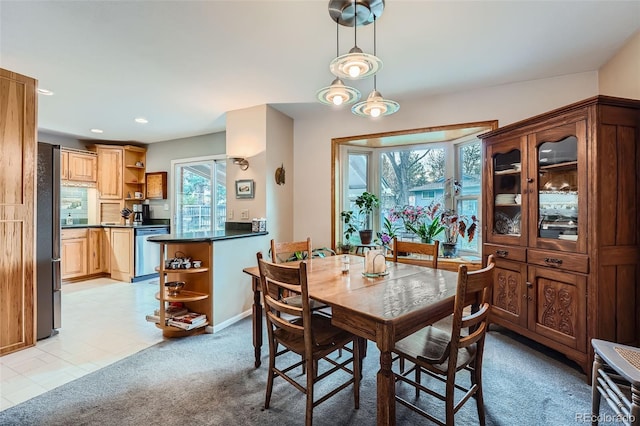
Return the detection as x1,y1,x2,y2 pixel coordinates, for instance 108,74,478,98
61,148,97,183
90,144,147,223
481,95,640,376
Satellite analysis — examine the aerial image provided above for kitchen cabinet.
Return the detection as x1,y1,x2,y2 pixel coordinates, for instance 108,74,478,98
61,149,97,183
0,68,36,355
154,241,212,338
88,228,110,274
110,228,134,282
61,228,88,279
91,144,146,223
94,145,123,200
482,96,640,376
145,171,167,199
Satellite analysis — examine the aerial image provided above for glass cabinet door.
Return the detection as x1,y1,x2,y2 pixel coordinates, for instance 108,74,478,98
529,121,586,251
486,137,526,246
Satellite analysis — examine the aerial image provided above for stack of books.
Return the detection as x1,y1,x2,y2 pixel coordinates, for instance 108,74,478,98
167,312,207,330
145,304,188,324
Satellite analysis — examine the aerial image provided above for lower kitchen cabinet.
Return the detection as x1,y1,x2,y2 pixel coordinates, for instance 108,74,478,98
110,228,134,282
88,228,111,274
61,229,88,279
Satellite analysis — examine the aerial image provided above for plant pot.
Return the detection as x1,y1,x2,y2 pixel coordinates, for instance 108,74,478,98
420,237,433,244
359,230,373,245
442,242,457,258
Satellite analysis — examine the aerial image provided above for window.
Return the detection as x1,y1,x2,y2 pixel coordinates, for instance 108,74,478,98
333,122,497,255
172,156,226,234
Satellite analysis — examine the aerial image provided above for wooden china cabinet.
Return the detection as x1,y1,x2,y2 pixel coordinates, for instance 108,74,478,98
481,96,640,376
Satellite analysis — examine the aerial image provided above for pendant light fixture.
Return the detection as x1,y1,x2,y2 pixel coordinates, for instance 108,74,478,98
328,0,383,80
316,20,360,106
351,14,399,117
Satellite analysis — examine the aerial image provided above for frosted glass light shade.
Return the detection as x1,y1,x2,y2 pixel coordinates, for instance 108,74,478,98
329,46,382,80
316,78,361,106
351,89,399,117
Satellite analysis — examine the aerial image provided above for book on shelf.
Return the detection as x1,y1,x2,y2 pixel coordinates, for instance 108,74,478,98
153,306,188,318
167,312,207,330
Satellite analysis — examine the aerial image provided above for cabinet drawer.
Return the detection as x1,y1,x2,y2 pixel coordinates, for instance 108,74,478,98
484,243,526,263
61,228,88,240
527,249,588,274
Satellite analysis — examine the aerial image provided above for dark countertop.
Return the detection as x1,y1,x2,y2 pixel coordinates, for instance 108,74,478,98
147,230,267,243
62,224,170,230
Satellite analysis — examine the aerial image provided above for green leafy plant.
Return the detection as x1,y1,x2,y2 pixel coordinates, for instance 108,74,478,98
354,191,380,230
406,219,446,243
339,210,358,251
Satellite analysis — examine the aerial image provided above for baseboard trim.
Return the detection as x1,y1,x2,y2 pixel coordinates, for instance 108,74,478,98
208,309,252,334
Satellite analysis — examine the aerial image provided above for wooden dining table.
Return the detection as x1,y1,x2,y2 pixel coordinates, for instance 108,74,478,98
243,254,461,426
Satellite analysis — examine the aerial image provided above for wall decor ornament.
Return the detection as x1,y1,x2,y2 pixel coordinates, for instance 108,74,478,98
275,164,285,185
235,179,255,199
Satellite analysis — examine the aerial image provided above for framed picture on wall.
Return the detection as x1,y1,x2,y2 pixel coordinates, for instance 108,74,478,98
235,179,254,199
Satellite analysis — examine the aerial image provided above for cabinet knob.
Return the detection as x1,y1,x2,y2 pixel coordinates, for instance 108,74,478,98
526,178,534,183
526,281,533,288
496,250,509,258
544,257,563,266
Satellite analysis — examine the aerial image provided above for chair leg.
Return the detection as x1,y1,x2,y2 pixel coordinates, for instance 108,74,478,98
306,357,315,426
399,357,405,374
445,378,455,426
591,353,603,426
473,364,486,426
265,348,276,409
353,339,361,409
415,365,421,399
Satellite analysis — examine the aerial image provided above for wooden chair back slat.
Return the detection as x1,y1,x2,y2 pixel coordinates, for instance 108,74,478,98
392,237,439,269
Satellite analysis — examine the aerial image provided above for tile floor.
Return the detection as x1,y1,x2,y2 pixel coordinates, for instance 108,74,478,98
0,277,164,411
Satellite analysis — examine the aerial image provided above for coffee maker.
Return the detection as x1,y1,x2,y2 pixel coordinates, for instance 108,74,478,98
132,204,143,226
142,204,151,224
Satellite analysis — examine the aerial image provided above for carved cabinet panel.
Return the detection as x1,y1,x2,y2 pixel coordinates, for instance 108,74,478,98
491,259,527,328
527,265,587,352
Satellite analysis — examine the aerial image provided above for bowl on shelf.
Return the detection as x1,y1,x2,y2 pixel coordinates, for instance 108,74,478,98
165,281,185,296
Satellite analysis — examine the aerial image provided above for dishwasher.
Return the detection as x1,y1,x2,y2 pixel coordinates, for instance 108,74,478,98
133,226,169,282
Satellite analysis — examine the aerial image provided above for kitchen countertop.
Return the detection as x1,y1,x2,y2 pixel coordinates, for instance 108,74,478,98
62,223,170,230
148,230,267,243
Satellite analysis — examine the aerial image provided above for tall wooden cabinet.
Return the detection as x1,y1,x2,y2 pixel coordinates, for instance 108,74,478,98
91,144,146,223
0,68,36,355
481,96,640,376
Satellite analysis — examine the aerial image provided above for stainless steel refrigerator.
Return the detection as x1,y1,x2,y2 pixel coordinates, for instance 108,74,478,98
36,142,61,340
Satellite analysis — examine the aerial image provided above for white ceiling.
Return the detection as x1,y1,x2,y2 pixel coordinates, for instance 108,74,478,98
1,1,638,143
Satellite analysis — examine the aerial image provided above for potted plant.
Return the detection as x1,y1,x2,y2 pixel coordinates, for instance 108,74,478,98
339,210,358,253
439,209,478,258
389,200,445,243
354,191,380,245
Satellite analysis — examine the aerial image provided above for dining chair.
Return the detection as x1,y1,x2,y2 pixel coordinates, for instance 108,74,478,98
270,237,312,263
393,255,496,426
591,339,639,426
257,252,361,426
391,237,440,269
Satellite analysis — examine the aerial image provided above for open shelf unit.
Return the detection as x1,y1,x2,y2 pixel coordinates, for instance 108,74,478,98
153,241,213,338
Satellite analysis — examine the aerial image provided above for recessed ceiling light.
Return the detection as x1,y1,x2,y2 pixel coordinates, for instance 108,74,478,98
90,128,104,134
37,88,54,96
134,117,148,124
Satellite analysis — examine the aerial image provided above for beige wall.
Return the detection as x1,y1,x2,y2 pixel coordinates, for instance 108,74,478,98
145,132,226,219
226,105,267,222
599,30,640,99
292,71,600,248
265,106,294,243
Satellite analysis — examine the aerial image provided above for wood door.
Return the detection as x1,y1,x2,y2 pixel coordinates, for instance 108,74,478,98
96,146,123,199
61,238,88,279
0,69,36,355
61,150,69,180
68,152,97,182
527,120,587,253
110,228,133,282
491,258,528,328
527,265,587,351
484,136,528,247
88,228,103,274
